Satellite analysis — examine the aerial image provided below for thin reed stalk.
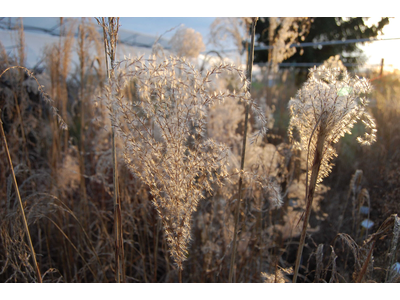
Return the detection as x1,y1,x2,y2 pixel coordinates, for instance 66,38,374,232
229,18,257,283
355,240,375,283
96,17,125,283
77,19,89,230
386,215,400,282
0,110,42,283
0,65,66,283
293,125,325,282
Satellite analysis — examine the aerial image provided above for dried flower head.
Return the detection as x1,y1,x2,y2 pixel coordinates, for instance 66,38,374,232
169,26,205,59
288,65,376,185
102,55,266,269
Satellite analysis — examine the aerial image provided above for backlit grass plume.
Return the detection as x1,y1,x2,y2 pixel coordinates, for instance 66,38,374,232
289,64,376,282
288,65,376,186
102,55,266,281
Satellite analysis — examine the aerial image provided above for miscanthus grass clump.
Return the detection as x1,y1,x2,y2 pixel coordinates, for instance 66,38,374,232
101,55,266,278
289,65,376,282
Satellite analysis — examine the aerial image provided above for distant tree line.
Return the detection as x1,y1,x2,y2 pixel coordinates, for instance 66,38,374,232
254,17,390,66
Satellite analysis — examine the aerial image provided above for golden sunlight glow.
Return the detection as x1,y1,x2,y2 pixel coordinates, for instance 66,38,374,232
361,17,400,72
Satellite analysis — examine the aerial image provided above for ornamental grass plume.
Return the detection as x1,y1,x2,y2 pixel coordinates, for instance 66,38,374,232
95,17,125,283
289,64,376,282
169,26,205,59
102,55,266,282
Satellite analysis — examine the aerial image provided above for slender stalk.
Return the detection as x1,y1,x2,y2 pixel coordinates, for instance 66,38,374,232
355,240,375,283
96,17,125,283
0,110,42,283
229,18,257,283
386,215,400,282
78,20,89,229
293,128,326,283
153,219,160,282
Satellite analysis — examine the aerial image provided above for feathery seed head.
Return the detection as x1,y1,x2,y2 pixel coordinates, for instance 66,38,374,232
288,65,376,184
102,55,263,269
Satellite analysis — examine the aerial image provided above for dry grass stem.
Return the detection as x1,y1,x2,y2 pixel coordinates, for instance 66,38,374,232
229,18,258,283
95,17,125,283
289,64,376,282
0,115,42,282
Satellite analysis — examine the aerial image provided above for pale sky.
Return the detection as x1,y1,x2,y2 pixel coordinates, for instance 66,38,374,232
120,17,215,41
360,17,400,71
118,17,400,70
1,16,399,71
120,17,400,71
